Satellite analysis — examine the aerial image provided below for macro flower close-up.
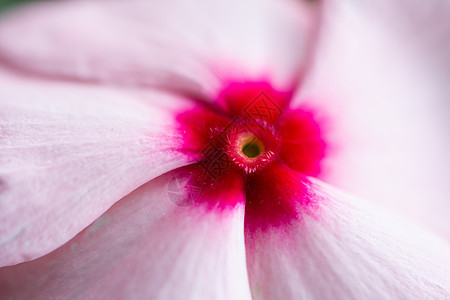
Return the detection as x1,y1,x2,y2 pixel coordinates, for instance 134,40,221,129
0,0,450,299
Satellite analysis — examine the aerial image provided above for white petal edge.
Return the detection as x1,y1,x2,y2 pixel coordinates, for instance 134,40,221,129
0,172,252,300
295,0,450,238
0,67,195,266
245,176,450,299
0,0,320,97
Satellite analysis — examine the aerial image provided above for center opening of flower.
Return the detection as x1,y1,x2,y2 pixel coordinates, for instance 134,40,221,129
241,137,264,158
239,134,265,159
222,121,280,174
176,81,326,217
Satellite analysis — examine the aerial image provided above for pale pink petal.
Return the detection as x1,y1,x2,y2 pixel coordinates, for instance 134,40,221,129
0,171,251,300
245,172,450,299
0,0,319,97
296,0,450,237
0,68,195,267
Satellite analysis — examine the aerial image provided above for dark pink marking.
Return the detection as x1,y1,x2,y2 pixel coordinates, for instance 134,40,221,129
244,163,318,231
170,164,245,210
278,108,326,176
216,82,292,124
176,104,246,210
176,106,231,158
175,81,326,227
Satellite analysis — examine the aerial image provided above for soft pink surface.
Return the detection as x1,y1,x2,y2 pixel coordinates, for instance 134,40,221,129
0,69,195,266
0,172,251,300
0,0,319,97
246,174,450,299
295,0,450,238
0,0,450,298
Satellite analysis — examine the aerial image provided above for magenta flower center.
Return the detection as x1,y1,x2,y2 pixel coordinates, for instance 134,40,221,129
176,81,326,228
223,118,280,174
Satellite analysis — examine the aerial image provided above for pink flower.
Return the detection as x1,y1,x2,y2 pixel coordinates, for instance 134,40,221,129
1,0,450,299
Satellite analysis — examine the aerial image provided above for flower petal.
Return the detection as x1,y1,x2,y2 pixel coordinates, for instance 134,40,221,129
296,0,450,237
0,68,194,266
245,170,450,299
0,0,319,97
0,170,251,299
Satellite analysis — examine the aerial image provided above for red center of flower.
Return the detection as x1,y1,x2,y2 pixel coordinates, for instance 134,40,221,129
223,118,280,174
175,82,326,229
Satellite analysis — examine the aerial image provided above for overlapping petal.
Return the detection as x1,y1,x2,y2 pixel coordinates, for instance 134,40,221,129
0,171,251,299
0,68,196,266
0,0,448,298
295,0,450,237
245,170,450,299
0,0,319,98
0,0,321,269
